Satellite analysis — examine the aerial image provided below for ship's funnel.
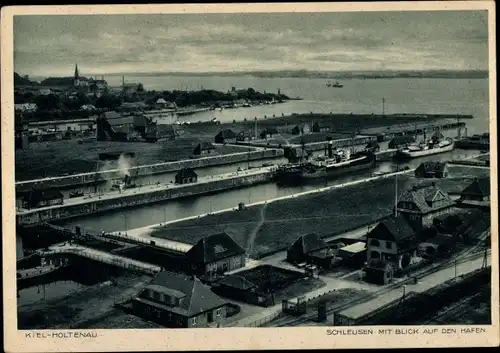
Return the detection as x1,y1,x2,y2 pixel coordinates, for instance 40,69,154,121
328,140,333,158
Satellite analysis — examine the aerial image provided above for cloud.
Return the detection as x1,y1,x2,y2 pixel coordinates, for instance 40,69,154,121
13,11,488,76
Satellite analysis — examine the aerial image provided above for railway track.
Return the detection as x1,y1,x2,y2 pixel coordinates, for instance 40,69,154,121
263,234,490,327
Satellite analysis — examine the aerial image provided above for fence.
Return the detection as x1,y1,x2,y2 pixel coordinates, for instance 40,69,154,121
246,310,285,327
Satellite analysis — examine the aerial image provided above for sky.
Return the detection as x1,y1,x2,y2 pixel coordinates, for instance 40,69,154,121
13,11,489,77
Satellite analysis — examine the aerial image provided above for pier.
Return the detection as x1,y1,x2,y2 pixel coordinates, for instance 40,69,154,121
360,118,468,141
17,167,276,225
37,243,161,275
16,148,283,192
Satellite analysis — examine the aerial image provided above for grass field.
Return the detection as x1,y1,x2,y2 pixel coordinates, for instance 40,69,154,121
149,174,479,259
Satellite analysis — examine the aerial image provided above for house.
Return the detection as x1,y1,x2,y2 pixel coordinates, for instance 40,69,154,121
155,98,176,109
287,233,333,267
365,216,417,271
175,168,198,185
460,177,490,202
415,162,449,179
212,275,268,306
80,104,96,112
364,259,394,285
260,127,278,139
21,188,64,209
364,141,380,152
336,242,366,268
236,131,255,142
131,271,229,328
184,232,246,277
388,135,416,149
14,103,38,113
291,123,311,135
396,183,456,229
193,141,216,155
312,122,330,133
214,129,237,144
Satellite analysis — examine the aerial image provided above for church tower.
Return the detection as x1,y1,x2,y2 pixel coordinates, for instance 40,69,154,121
74,63,80,87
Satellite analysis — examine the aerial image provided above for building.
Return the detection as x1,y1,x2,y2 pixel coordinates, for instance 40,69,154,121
193,141,216,155
415,161,449,179
312,122,330,133
236,130,255,142
388,135,416,149
213,275,272,306
260,127,278,139
287,233,333,267
214,129,237,144
291,123,311,135
396,183,456,229
460,177,490,202
364,141,380,152
15,114,29,150
14,103,38,113
131,271,228,328
175,168,198,185
184,232,246,277
21,189,64,209
73,63,80,87
364,259,394,285
365,216,417,271
336,242,367,268
119,102,149,112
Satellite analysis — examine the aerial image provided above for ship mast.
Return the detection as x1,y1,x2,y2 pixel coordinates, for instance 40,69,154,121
394,170,398,217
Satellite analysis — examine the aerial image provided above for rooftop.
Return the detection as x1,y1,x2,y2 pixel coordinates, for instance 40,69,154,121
137,271,227,317
398,184,455,214
185,232,246,264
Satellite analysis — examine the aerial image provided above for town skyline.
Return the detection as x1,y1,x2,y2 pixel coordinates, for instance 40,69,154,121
14,10,488,77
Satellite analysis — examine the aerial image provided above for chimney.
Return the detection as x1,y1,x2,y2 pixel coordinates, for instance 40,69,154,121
122,76,125,87
328,140,333,158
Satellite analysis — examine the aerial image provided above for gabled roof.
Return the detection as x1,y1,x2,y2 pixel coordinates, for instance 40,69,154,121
139,271,227,317
196,141,215,150
215,129,236,139
185,232,246,264
288,233,328,255
156,98,168,104
416,161,447,173
102,111,122,120
176,168,197,179
367,216,415,242
398,184,454,214
462,177,490,197
217,275,257,291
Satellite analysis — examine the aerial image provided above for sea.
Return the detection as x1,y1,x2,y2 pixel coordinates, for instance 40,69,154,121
17,76,491,257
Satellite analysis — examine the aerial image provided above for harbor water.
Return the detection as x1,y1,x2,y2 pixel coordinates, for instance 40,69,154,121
18,77,490,251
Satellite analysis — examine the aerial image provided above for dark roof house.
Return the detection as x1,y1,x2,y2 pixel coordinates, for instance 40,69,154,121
214,129,237,143
185,232,246,268
193,141,216,155
415,161,449,178
367,216,416,251
287,233,329,263
175,168,198,184
461,177,490,200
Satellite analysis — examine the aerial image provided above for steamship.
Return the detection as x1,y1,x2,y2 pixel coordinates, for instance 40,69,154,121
395,131,454,160
275,140,376,185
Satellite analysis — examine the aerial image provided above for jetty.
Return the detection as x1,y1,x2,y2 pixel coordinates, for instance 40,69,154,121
17,166,276,225
36,243,161,275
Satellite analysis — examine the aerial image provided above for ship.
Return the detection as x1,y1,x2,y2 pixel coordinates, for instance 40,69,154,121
326,80,344,88
455,133,490,151
395,132,454,159
274,140,376,185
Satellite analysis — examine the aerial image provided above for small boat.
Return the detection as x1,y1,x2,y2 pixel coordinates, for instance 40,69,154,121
69,190,84,198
